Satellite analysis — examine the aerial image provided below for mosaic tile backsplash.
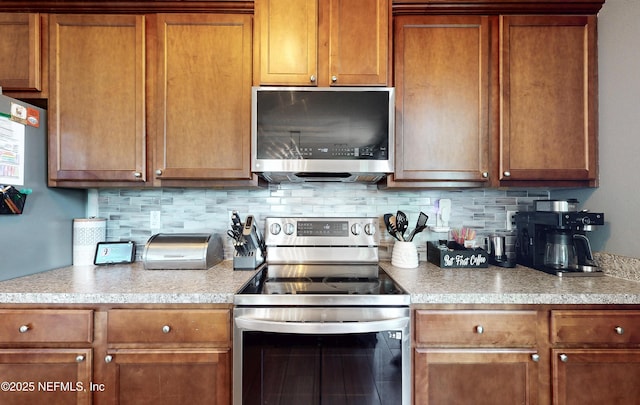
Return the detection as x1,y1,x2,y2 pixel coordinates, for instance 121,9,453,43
96,184,550,261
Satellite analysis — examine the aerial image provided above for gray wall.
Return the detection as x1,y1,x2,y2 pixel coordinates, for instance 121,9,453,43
553,0,640,259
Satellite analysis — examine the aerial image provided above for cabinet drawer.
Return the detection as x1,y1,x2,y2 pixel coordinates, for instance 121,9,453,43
0,309,93,343
551,310,640,345
415,310,538,347
107,309,230,344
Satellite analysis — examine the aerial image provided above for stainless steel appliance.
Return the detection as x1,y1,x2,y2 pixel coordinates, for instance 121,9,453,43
142,233,224,270
251,87,395,183
515,200,604,276
234,217,410,405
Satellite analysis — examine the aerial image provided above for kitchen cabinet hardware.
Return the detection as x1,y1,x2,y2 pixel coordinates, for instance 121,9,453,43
615,326,625,335
19,325,29,333
503,171,511,177
482,172,489,178
162,325,171,334
331,75,337,83
475,325,484,334
559,353,569,362
75,355,85,362
310,75,316,83
105,355,113,363
531,353,540,362
133,172,142,178
155,169,162,176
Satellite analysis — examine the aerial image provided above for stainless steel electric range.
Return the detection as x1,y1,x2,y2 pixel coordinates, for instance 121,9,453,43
233,217,410,405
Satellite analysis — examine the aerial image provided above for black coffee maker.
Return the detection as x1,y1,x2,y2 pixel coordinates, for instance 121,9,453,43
514,199,604,276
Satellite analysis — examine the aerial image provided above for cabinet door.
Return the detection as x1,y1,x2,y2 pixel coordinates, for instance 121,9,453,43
552,349,640,405
49,14,146,185
0,13,41,92
393,16,490,183
0,349,92,405
500,15,597,183
327,0,389,86
103,349,231,405
415,348,540,405
153,14,252,181
254,0,317,85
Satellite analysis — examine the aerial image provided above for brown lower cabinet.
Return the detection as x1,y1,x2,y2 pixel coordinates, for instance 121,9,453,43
0,306,231,405
3,305,640,405
0,309,93,405
413,309,544,405
413,306,640,405
95,307,232,405
550,310,640,405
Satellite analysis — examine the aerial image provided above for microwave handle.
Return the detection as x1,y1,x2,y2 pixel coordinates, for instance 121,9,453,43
235,316,409,335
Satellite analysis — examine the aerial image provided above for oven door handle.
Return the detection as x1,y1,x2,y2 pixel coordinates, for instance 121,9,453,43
234,316,409,334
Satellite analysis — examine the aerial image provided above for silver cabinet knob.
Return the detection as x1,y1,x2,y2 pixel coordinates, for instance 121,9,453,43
133,172,142,178
310,75,316,83
615,326,625,335
162,325,171,334
503,171,511,177
331,75,337,83
76,355,85,362
19,325,29,333
482,172,489,178
105,355,113,363
531,353,540,362
475,325,484,334
559,353,568,362
155,169,163,176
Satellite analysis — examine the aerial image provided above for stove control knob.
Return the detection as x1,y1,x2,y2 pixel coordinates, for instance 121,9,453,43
351,223,362,235
364,223,376,236
283,222,295,235
269,223,281,235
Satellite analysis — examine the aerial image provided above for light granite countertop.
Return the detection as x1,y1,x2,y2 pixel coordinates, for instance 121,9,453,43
0,261,256,304
1,260,640,305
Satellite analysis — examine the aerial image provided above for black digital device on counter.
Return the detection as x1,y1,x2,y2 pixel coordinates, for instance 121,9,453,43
94,241,136,265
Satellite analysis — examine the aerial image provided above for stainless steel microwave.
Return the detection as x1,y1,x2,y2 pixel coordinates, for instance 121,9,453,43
251,86,395,183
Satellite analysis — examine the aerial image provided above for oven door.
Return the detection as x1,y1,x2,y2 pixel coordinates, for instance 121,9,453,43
233,307,410,405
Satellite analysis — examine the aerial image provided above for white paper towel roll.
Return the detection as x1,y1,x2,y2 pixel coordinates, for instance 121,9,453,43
73,218,106,265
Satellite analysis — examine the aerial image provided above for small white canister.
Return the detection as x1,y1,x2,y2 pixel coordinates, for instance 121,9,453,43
73,218,106,265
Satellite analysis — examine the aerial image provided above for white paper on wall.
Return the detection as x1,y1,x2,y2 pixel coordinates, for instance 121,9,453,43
0,115,25,186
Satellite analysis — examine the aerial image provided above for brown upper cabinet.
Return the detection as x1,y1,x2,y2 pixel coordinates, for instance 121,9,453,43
254,0,390,86
499,15,598,186
392,15,491,186
48,12,257,188
389,12,599,188
150,13,253,185
48,14,146,186
0,13,46,98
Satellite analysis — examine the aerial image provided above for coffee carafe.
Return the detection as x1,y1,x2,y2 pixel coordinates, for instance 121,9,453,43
543,230,578,270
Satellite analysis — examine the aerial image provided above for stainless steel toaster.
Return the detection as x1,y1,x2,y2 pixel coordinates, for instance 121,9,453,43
142,233,224,270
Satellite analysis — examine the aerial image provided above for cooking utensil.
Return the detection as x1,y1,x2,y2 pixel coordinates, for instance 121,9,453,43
383,213,400,241
408,212,429,241
396,211,408,241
